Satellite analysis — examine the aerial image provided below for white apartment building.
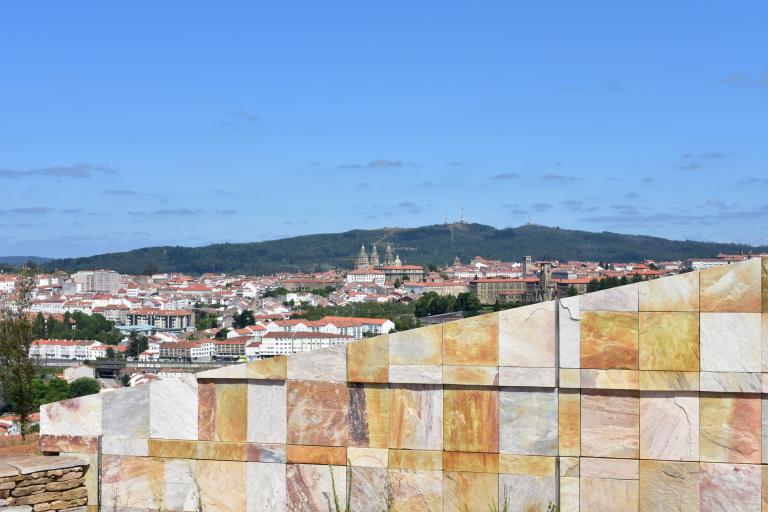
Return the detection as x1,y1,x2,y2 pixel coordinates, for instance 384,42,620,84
71,270,121,294
258,332,354,357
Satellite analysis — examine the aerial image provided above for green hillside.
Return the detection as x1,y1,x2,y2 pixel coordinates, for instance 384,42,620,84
42,223,767,275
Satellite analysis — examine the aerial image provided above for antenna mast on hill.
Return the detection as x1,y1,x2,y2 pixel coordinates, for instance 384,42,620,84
460,207,465,224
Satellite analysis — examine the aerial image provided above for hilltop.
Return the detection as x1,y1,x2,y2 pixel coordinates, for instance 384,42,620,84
36,223,768,275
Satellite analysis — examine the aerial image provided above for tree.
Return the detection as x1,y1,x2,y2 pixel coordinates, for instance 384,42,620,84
31,312,47,339
393,278,401,289
233,310,255,329
70,377,100,398
0,265,38,436
215,328,229,340
566,286,579,297
43,377,70,404
105,347,117,359
126,332,149,358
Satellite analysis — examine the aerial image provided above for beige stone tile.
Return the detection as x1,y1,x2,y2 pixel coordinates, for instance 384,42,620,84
639,311,699,371
443,312,499,366
700,258,762,312
640,391,699,461
580,311,639,369
499,301,555,367
639,271,699,311
388,323,442,365
581,390,639,459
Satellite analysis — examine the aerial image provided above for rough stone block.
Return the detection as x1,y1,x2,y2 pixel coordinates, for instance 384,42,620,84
580,311,639,369
286,380,348,447
388,323,442,365
348,384,389,448
700,258,762,312
640,391,699,461
286,344,346,382
443,313,498,366
581,390,639,459
247,381,286,444
499,301,555,367
347,335,388,383
700,393,761,463
499,387,557,456
443,388,499,453
639,311,699,371
639,271,699,312
700,312,761,372
388,384,442,450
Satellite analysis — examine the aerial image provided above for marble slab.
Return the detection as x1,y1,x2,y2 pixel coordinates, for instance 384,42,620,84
558,390,580,456
389,384,443,450
286,380,349,446
246,461,286,512
196,362,247,379
40,393,102,436
639,370,699,391
580,369,639,390
581,458,638,480
498,474,556,512
388,322,442,365
247,381,286,444
700,258,762,312
443,388,499,453
150,375,198,440
444,471,498,512
197,460,247,512
443,451,499,473
286,344,346,381
700,393,761,463
639,460,700,512
580,282,639,311
286,463,346,512
639,271,699,312
444,365,499,386
102,384,149,439
388,469,442,512
700,462,761,511
349,466,388,512
580,311,639,369
246,356,287,380
443,312,498,366
640,391,699,461
700,371,761,393
347,447,388,468
101,436,149,457
581,390,639,459
498,366,555,387
498,301,555,367
580,477,639,512
700,312,761,372
348,383,389,448
499,387,557,455
639,311,699,371
347,334,388,383
558,295,581,368
214,382,248,442
388,449,442,470
388,364,443,384
499,455,555,476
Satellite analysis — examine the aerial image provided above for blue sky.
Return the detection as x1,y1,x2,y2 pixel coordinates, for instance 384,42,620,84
1,1,766,257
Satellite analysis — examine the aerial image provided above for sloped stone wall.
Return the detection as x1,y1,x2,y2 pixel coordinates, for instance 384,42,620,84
37,257,768,511
0,456,89,512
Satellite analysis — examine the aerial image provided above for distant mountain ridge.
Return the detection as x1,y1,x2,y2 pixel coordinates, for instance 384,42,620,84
0,256,52,266
34,224,768,275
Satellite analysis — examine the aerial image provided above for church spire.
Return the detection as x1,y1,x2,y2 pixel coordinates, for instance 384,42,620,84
384,243,395,266
370,244,380,266
356,244,370,269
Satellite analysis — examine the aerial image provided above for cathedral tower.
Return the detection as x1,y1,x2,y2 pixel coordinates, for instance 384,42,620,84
370,245,380,267
356,244,370,269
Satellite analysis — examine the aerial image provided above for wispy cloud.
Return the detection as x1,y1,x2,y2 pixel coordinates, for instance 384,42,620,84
397,201,424,214
737,176,768,186
337,159,405,170
490,173,520,180
102,189,138,196
540,173,582,182
676,151,735,171
0,207,55,215
559,200,598,213
532,202,552,212
229,109,260,123
130,209,203,216
216,209,239,215
0,162,116,179
722,71,768,88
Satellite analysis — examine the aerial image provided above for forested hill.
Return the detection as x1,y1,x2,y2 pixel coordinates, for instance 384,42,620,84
42,223,767,275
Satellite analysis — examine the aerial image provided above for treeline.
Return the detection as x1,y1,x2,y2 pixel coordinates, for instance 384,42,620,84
586,274,645,292
30,312,121,344
1,375,101,415
43,223,768,275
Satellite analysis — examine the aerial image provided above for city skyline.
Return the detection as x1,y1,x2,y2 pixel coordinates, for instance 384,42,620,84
1,1,767,257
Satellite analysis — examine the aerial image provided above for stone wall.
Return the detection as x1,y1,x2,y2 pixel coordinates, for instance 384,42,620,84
37,257,768,511
0,456,89,512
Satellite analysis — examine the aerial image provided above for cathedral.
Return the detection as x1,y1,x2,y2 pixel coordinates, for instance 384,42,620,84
356,242,400,270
